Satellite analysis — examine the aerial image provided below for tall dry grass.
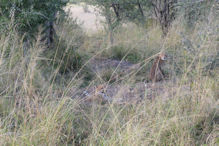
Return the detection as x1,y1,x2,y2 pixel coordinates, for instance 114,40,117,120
0,5,218,146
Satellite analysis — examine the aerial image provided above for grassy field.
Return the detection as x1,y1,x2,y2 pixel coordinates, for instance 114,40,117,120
0,5,218,146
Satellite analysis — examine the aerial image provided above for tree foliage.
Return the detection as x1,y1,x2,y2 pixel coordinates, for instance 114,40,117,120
83,0,151,44
0,0,67,44
0,0,215,41
177,0,215,26
83,0,178,38
82,0,215,38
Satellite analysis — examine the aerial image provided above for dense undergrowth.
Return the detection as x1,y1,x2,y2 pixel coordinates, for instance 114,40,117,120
0,4,218,146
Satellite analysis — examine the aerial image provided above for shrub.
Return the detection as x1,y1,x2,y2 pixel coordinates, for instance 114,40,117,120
40,16,86,76
107,45,142,63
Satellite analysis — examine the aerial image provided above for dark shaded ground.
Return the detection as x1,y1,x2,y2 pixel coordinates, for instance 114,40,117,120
68,58,190,104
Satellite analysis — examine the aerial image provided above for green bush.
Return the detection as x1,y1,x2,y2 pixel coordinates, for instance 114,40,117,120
109,45,142,63
39,16,87,76
0,0,67,36
41,41,87,75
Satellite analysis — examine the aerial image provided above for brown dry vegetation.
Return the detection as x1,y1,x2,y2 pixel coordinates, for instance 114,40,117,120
0,3,218,146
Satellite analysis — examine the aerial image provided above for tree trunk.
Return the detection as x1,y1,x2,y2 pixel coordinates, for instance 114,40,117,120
109,29,114,45
151,0,177,36
105,8,114,45
112,3,120,19
42,12,56,48
137,1,144,17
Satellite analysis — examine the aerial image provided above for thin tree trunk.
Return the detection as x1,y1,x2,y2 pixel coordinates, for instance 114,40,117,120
112,4,120,19
109,29,114,45
137,1,144,17
151,0,177,37
42,12,56,48
105,8,114,45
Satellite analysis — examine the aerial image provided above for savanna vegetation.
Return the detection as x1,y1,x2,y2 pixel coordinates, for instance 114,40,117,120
0,0,218,145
